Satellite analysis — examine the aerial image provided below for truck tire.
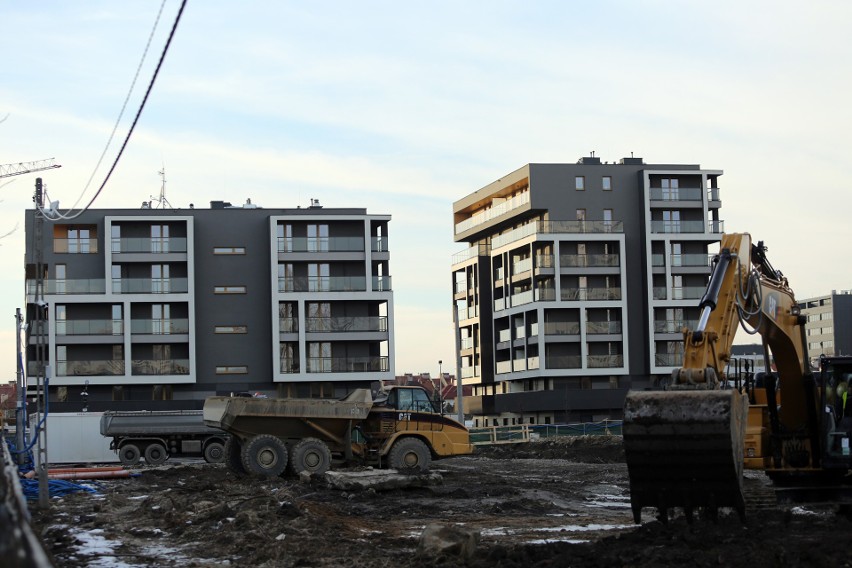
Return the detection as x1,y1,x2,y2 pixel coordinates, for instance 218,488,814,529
204,441,225,464
241,434,288,477
119,444,141,466
388,437,431,473
290,438,332,476
144,443,168,466
224,437,246,476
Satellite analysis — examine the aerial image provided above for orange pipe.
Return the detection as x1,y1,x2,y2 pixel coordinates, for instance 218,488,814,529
48,470,133,480
48,466,125,473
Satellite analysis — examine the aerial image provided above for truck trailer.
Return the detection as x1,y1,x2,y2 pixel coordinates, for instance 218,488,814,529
100,410,229,465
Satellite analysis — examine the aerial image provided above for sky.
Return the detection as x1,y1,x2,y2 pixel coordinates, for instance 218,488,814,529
1,1,850,380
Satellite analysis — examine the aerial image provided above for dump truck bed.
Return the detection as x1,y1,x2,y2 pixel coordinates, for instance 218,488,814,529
203,389,374,444
100,410,215,437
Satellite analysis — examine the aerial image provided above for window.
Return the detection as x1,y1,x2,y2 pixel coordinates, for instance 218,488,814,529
151,264,170,293
603,209,613,229
308,263,330,292
576,209,586,221
151,225,169,253
56,264,66,294
308,224,329,252
111,225,121,253
602,176,612,191
68,228,91,253
662,178,679,200
216,366,248,374
215,325,248,334
278,263,294,292
56,305,66,336
662,210,681,233
280,343,298,373
575,176,585,191
214,286,246,294
111,265,121,293
277,224,293,252
309,342,332,372
152,304,170,334
213,247,246,255
112,304,122,335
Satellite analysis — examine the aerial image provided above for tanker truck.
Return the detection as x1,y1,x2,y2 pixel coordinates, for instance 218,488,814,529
203,384,473,477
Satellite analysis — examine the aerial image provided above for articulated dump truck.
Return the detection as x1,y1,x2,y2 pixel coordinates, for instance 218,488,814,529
203,385,473,477
624,233,852,523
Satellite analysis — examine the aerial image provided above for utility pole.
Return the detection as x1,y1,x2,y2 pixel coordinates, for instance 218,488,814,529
452,306,465,424
33,177,49,508
15,308,26,465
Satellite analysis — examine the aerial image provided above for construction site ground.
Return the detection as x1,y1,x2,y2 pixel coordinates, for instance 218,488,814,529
31,435,850,567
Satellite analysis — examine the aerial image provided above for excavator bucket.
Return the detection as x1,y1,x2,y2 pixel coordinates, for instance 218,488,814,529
623,389,748,523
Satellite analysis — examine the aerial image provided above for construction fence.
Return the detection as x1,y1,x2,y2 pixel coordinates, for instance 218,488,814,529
469,419,622,446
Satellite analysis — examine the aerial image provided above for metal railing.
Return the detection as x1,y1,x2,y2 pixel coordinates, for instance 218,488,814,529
306,356,389,373
305,316,388,332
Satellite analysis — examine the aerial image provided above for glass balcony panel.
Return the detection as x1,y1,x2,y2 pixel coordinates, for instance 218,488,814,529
586,321,622,334
513,258,533,274
655,353,684,367
54,239,99,254
654,319,698,333
57,319,123,335
510,290,533,307
497,329,512,343
653,287,667,300
305,316,388,332
113,278,189,294
371,236,389,253
545,355,582,369
513,359,527,371
460,337,475,350
111,237,187,253
277,237,365,253
372,275,392,291
544,321,580,335
130,318,190,334
28,279,106,295
306,356,389,373
671,286,705,300
671,254,712,267
131,359,191,375
455,191,530,235
535,288,556,301
58,360,125,376
536,254,554,268
587,354,624,368
279,317,299,333
496,360,512,374
649,187,702,201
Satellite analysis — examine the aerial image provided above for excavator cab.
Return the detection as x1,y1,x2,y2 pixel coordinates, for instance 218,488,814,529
819,356,852,468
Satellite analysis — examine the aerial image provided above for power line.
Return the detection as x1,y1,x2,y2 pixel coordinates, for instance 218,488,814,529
49,0,188,221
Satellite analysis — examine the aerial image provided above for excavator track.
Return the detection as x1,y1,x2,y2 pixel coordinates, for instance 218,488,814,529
623,389,749,523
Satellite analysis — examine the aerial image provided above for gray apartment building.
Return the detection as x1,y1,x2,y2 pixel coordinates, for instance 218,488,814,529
24,200,394,412
798,289,852,363
451,156,723,426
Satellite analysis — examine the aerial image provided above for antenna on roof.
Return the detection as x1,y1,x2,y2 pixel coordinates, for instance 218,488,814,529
150,166,173,209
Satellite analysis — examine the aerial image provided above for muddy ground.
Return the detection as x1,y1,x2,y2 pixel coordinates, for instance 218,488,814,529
31,436,851,567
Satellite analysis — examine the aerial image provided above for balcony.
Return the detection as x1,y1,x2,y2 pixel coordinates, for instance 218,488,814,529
512,258,533,274
648,187,703,202
451,243,490,265
545,355,582,369
492,219,624,249
650,220,724,234
560,254,620,268
306,356,389,373
497,329,511,343
671,286,706,300
461,366,480,379
528,356,540,370
655,353,683,367
130,319,190,334
535,288,556,301
513,358,527,372
54,238,98,254
654,319,697,334
56,319,123,336
57,360,125,376
561,287,621,301
457,306,478,320
707,187,721,202
113,278,189,294
131,359,190,375
460,337,475,350
27,279,106,295
306,316,388,332
653,287,667,300
455,192,530,235
279,276,367,293
536,254,554,269
371,237,389,253
372,276,392,292
111,237,187,253
544,322,580,335
586,321,622,334
587,354,624,368
277,237,365,253
280,360,300,373
279,318,298,333
652,253,712,268
496,360,512,374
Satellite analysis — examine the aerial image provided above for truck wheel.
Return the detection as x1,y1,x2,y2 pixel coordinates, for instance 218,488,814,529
290,438,332,476
119,444,141,466
388,438,431,473
204,441,225,464
144,443,168,466
241,435,288,477
224,437,246,476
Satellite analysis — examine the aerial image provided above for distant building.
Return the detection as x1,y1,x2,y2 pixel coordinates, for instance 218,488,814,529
451,156,723,426
24,200,394,412
798,290,852,364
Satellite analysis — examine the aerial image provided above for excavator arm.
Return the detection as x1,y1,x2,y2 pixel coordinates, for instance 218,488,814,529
623,233,813,523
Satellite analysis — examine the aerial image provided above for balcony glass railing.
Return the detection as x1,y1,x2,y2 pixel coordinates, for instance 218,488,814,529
545,355,582,369
111,237,187,253
655,353,684,367
513,258,533,274
54,239,99,254
457,306,478,320
279,276,367,293
648,187,703,201
535,287,556,302
492,219,624,249
671,286,706,300
586,321,622,334
279,318,298,333
494,298,505,311
528,356,540,370
513,359,527,372
56,319,123,336
587,354,624,368
707,187,721,202
372,276,392,292
131,359,190,375
27,279,106,295
451,244,490,265
653,287,667,300
306,316,388,332
306,356,389,373
654,319,698,333
130,319,190,334
455,191,530,234
461,365,480,378
371,237,389,253
112,278,189,294
496,360,512,374
671,254,712,267
460,337,475,350
561,287,621,301
536,254,554,269
510,290,533,307
280,360,300,373
651,220,724,234
544,321,580,335
560,254,620,268
277,237,365,253
497,329,511,343
57,360,125,376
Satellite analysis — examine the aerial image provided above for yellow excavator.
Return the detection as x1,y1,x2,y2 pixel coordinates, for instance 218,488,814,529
624,232,852,523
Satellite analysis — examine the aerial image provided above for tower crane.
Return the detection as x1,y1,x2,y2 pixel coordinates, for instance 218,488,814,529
0,158,61,179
